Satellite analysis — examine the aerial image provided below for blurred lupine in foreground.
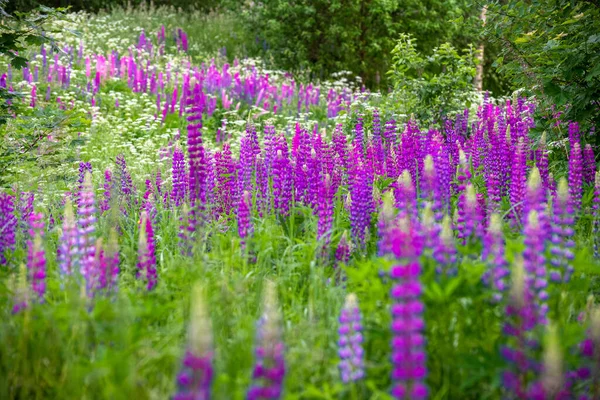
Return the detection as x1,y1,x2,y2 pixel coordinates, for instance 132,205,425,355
338,293,364,383
388,218,427,400
27,213,46,301
574,305,600,399
78,172,97,295
174,284,213,400
248,281,285,400
482,214,509,302
550,179,575,283
0,193,17,265
137,211,157,291
238,190,253,249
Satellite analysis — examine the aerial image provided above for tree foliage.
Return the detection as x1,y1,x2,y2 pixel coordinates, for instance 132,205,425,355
486,0,600,136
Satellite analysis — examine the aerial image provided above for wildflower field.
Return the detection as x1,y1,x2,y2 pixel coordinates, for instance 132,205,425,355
1,5,600,400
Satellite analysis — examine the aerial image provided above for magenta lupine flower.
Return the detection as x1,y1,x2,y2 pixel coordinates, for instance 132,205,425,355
573,307,600,399
549,179,575,283
501,258,543,398
238,191,253,248
432,216,457,277
482,214,509,302
510,138,527,224
273,136,292,216
353,115,365,155
594,172,600,258
349,162,372,250
76,161,92,207
536,134,550,194
569,142,583,213
338,293,365,383
0,193,17,264
335,231,351,269
101,169,113,214
171,146,188,207
187,89,207,209
175,285,213,400
317,174,335,247
137,211,157,291
215,143,237,216
26,212,46,301
421,156,444,221
58,197,77,275
583,144,596,185
456,184,484,245
77,172,98,294
388,218,427,400
522,210,548,325
248,281,285,400
115,154,135,201
18,191,35,226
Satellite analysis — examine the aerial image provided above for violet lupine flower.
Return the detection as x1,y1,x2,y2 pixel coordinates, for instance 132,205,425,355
395,170,417,221
574,307,600,399
78,172,98,294
501,257,541,398
76,161,92,207
522,210,548,325
583,144,596,185
510,138,527,224
0,193,17,265
594,172,600,258
174,284,214,400
273,137,292,216
171,146,188,207
101,169,113,214
137,211,157,291
115,154,135,202
58,197,77,275
432,215,457,277
456,184,484,245
549,179,575,283
26,213,46,301
317,174,335,247
378,192,398,256
388,218,427,400
215,143,237,216
421,156,444,222
349,162,372,250
482,214,509,302
335,231,351,269
187,95,207,210
569,142,583,213
238,191,253,248
248,281,285,400
338,293,365,383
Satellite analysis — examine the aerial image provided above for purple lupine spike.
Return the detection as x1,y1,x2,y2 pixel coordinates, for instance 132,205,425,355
456,184,484,245
58,197,77,275
394,170,417,221
482,214,509,302
317,174,335,248
174,284,214,400
18,191,35,226
0,193,17,265
115,154,135,201
574,306,600,399
383,119,397,149
549,179,575,283
335,231,351,269
501,257,542,398
568,122,580,150
247,281,285,400
349,162,372,250
594,172,600,258
377,192,397,256
338,293,365,383
171,146,188,207
569,142,583,213
536,133,550,193
105,228,119,292
255,157,269,217
583,144,596,185
237,191,253,249
78,172,97,294
273,137,292,216
101,169,113,214
510,138,527,224
76,161,92,207
215,143,237,216
353,115,365,155
137,211,157,291
26,212,46,301
522,210,548,325
421,156,444,221
388,218,427,400
187,90,207,211
432,215,457,277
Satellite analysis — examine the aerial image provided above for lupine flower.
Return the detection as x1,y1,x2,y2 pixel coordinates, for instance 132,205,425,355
394,170,417,221
78,172,97,294
456,184,484,245
510,138,527,224
174,284,213,400
501,257,541,398
317,174,335,247
421,156,444,221
26,213,46,301
549,179,575,283
238,190,253,248
137,211,157,291
574,306,600,399
0,193,17,265
482,214,509,302
76,161,92,207
569,142,583,213
58,197,77,276
248,281,285,400
583,144,596,185
101,169,114,214
432,215,457,276
522,210,548,325
594,171,600,258
115,154,135,202
335,231,351,268
387,217,427,400
349,163,372,250
536,132,550,194
273,137,292,216
171,146,188,207
338,293,364,383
